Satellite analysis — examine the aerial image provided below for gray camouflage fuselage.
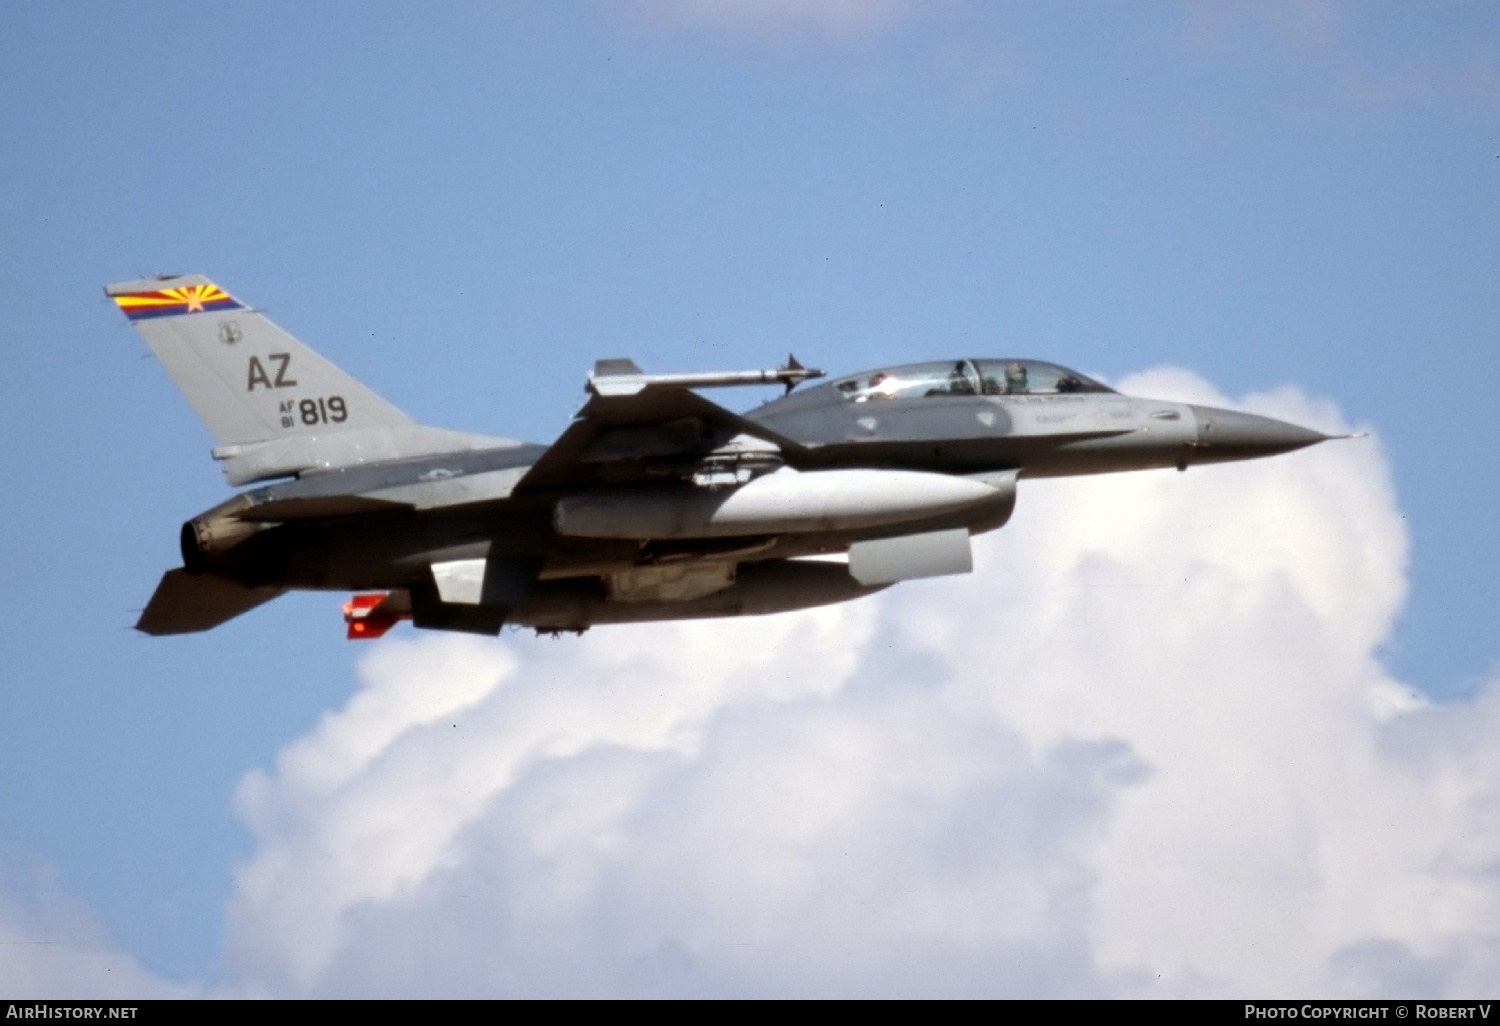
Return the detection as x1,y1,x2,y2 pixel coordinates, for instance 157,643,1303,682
108,276,1332,637
177,363,1324,634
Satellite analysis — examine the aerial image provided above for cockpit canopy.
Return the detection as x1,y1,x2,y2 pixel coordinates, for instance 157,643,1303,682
832,359,1112,402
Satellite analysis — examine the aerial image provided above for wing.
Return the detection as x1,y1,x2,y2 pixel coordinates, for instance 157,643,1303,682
513,359,814,493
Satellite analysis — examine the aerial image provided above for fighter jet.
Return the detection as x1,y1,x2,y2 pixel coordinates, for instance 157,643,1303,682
109,274,1334,639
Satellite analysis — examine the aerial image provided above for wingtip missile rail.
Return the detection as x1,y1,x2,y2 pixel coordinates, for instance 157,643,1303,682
588,361,824,397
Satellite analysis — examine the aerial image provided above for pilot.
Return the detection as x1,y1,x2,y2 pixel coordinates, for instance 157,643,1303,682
948,361,975,396
855,371,889,402
1004,361,1028,394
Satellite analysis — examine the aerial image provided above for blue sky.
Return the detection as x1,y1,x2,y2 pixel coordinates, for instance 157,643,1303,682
2,0,1498,996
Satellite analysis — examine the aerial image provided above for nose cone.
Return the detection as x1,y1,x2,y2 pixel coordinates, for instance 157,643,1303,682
1188,405,1328,462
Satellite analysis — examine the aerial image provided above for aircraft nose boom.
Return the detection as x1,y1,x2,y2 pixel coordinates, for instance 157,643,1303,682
1188,405,1327,460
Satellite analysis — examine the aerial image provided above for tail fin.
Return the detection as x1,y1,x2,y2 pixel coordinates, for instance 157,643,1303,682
107,275,412,446
107,274,516,484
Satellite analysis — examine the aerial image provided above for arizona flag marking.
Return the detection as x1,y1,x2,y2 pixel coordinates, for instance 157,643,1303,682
112,282,242,320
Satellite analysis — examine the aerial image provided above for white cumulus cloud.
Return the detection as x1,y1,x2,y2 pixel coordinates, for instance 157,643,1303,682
218,369,1500,997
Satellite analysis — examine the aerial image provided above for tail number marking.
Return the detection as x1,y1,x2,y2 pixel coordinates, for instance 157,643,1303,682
247,353,298,391
278,396,348,428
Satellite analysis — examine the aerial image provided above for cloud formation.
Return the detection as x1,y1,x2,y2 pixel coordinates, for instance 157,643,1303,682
201,370,1500,996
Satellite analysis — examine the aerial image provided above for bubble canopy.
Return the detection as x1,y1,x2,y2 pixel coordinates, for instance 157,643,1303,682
832,360,1114,402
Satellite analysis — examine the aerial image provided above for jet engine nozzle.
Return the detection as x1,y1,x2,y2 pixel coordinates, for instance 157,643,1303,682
180,515,262,572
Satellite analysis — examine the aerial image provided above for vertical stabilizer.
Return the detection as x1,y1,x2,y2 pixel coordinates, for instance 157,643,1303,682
107,274,412,446
107,274,517,483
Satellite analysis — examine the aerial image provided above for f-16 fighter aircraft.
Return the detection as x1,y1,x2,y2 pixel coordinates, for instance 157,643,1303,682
109,275,1333,639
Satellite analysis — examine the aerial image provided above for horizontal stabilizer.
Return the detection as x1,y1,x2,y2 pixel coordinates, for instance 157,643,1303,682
136,570,284,635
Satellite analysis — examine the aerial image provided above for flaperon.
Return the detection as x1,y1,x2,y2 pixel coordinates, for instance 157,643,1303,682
109,274,1335,638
